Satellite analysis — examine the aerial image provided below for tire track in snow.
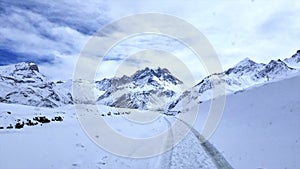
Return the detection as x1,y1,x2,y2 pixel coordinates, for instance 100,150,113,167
175,117,234,169
154,116,174,169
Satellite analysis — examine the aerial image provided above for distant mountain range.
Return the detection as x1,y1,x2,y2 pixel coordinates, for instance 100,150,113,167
168,54,299,111
194,56,296,100
0,50,299,110
96,67,183,110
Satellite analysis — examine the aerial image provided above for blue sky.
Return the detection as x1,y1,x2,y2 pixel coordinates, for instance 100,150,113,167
0,0,299,82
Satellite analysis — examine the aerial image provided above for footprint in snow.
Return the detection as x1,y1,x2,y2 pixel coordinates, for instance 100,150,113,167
75,143,85,148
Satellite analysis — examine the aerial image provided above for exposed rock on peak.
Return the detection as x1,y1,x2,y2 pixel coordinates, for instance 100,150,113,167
0,62,73,108
15,62,39,72
225,58,264,75
132,67,182,85
255,59,295,79
284,50,300,68
97,67,183,110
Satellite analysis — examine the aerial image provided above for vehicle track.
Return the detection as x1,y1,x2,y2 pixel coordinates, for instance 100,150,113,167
175,117,234,169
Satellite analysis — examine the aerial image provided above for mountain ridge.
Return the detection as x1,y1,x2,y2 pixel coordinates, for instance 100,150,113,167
167,51,299,111
0,50,299,109
96,67,183,110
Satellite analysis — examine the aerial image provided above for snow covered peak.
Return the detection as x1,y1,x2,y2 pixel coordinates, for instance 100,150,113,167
15,62,40,72
267,59,286,68
0,62,39,73
97,67,183,110
95,75,131,92
225,58,264,75
0,62,73,108
0,62,46,83
284,50,300,68
258,59,294,76
132,67,182,85
235,57,256,67
169,56,299,110
291,50,300,63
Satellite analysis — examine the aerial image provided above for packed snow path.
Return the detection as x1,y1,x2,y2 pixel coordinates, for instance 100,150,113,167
175,117,234,169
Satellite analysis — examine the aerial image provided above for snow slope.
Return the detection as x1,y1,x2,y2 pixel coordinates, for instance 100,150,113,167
192,73,300,169
1,73,299,169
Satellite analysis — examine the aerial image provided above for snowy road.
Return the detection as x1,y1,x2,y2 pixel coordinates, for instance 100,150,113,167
175,117,234,169
153,115,234,169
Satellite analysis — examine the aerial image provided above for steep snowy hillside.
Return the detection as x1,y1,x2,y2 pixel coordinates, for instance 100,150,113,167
97,67,183,110
0,62,73,107
200,72,300,169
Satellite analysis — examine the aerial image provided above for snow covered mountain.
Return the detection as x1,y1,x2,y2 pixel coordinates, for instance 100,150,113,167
0,63,184,110
195,58,294,99
0,50,299,110
97,67,183,110
284,50,300,68
0,62,73,107
255,59,295,79
168,52,299,111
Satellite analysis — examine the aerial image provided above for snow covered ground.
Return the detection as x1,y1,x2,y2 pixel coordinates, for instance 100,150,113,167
0,103,219,169
193,73,300,169
1,60,299,169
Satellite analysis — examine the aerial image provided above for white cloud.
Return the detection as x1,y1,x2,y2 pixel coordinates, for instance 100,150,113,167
106,0,300,69
1,0,299,84
0,4,90,56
